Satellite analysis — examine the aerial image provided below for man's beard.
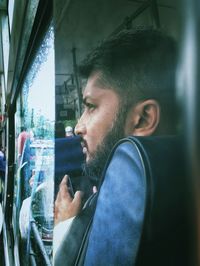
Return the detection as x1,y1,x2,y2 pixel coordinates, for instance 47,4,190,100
83,107,127,187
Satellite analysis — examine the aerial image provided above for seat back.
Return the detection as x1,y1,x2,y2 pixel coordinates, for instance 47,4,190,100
132,136,191,265
55,136,84,177
55,136,85,195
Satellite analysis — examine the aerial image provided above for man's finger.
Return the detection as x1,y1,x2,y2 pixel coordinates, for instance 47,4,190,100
93,186,98,193
60,175,68,186
57,175,72,202
56,175,67,202
72,191,84,214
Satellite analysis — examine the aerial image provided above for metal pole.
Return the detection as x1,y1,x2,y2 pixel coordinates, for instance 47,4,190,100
31,220,52,266
72,47,82,117
150,0,160,28
110,1,150,36
177,0,200,264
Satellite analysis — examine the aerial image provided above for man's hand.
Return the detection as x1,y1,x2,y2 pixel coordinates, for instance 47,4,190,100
54,175,83,225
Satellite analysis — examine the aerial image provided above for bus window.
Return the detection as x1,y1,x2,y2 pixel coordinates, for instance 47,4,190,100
13,24,55,265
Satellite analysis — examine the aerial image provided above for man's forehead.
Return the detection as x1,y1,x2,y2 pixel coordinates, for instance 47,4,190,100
83,72,111,97
83,84,120,108
83,84,107,100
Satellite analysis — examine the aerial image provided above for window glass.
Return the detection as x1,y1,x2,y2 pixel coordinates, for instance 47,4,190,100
1,14,9,89
13,24,55,265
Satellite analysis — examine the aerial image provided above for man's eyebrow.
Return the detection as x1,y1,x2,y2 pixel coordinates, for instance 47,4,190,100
83,94,96,102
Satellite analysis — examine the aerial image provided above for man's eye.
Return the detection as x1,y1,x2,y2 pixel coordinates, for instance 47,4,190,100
85,102,96,110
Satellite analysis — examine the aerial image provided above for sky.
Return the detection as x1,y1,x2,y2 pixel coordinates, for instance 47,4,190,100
28,33,55,122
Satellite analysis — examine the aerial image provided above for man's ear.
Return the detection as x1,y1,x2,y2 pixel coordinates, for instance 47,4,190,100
126,99,160,136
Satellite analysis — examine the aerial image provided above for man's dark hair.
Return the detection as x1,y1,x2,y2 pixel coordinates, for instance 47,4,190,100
79,28,178,134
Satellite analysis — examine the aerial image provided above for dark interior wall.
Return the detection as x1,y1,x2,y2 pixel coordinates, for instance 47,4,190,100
54,0,152,86
158,0,180,39
54,0,179,86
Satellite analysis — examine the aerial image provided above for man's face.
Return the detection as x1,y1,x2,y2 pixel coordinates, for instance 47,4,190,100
75,72,121,162
75,73,127,182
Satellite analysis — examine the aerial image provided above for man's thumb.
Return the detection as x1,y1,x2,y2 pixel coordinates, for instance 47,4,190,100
73,191,84,209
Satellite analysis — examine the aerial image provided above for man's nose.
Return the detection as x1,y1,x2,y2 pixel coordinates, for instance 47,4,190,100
74,119,86,136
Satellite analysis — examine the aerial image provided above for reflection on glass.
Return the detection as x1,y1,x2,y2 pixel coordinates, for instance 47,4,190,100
13,24,55,265
8,0,15,32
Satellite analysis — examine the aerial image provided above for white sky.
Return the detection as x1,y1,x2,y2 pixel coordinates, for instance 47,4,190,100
28,44,55,121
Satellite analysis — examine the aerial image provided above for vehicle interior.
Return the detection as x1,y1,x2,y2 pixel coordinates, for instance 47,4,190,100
0,0,199,265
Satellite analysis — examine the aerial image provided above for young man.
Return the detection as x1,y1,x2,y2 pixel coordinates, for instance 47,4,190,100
54,28,178,225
